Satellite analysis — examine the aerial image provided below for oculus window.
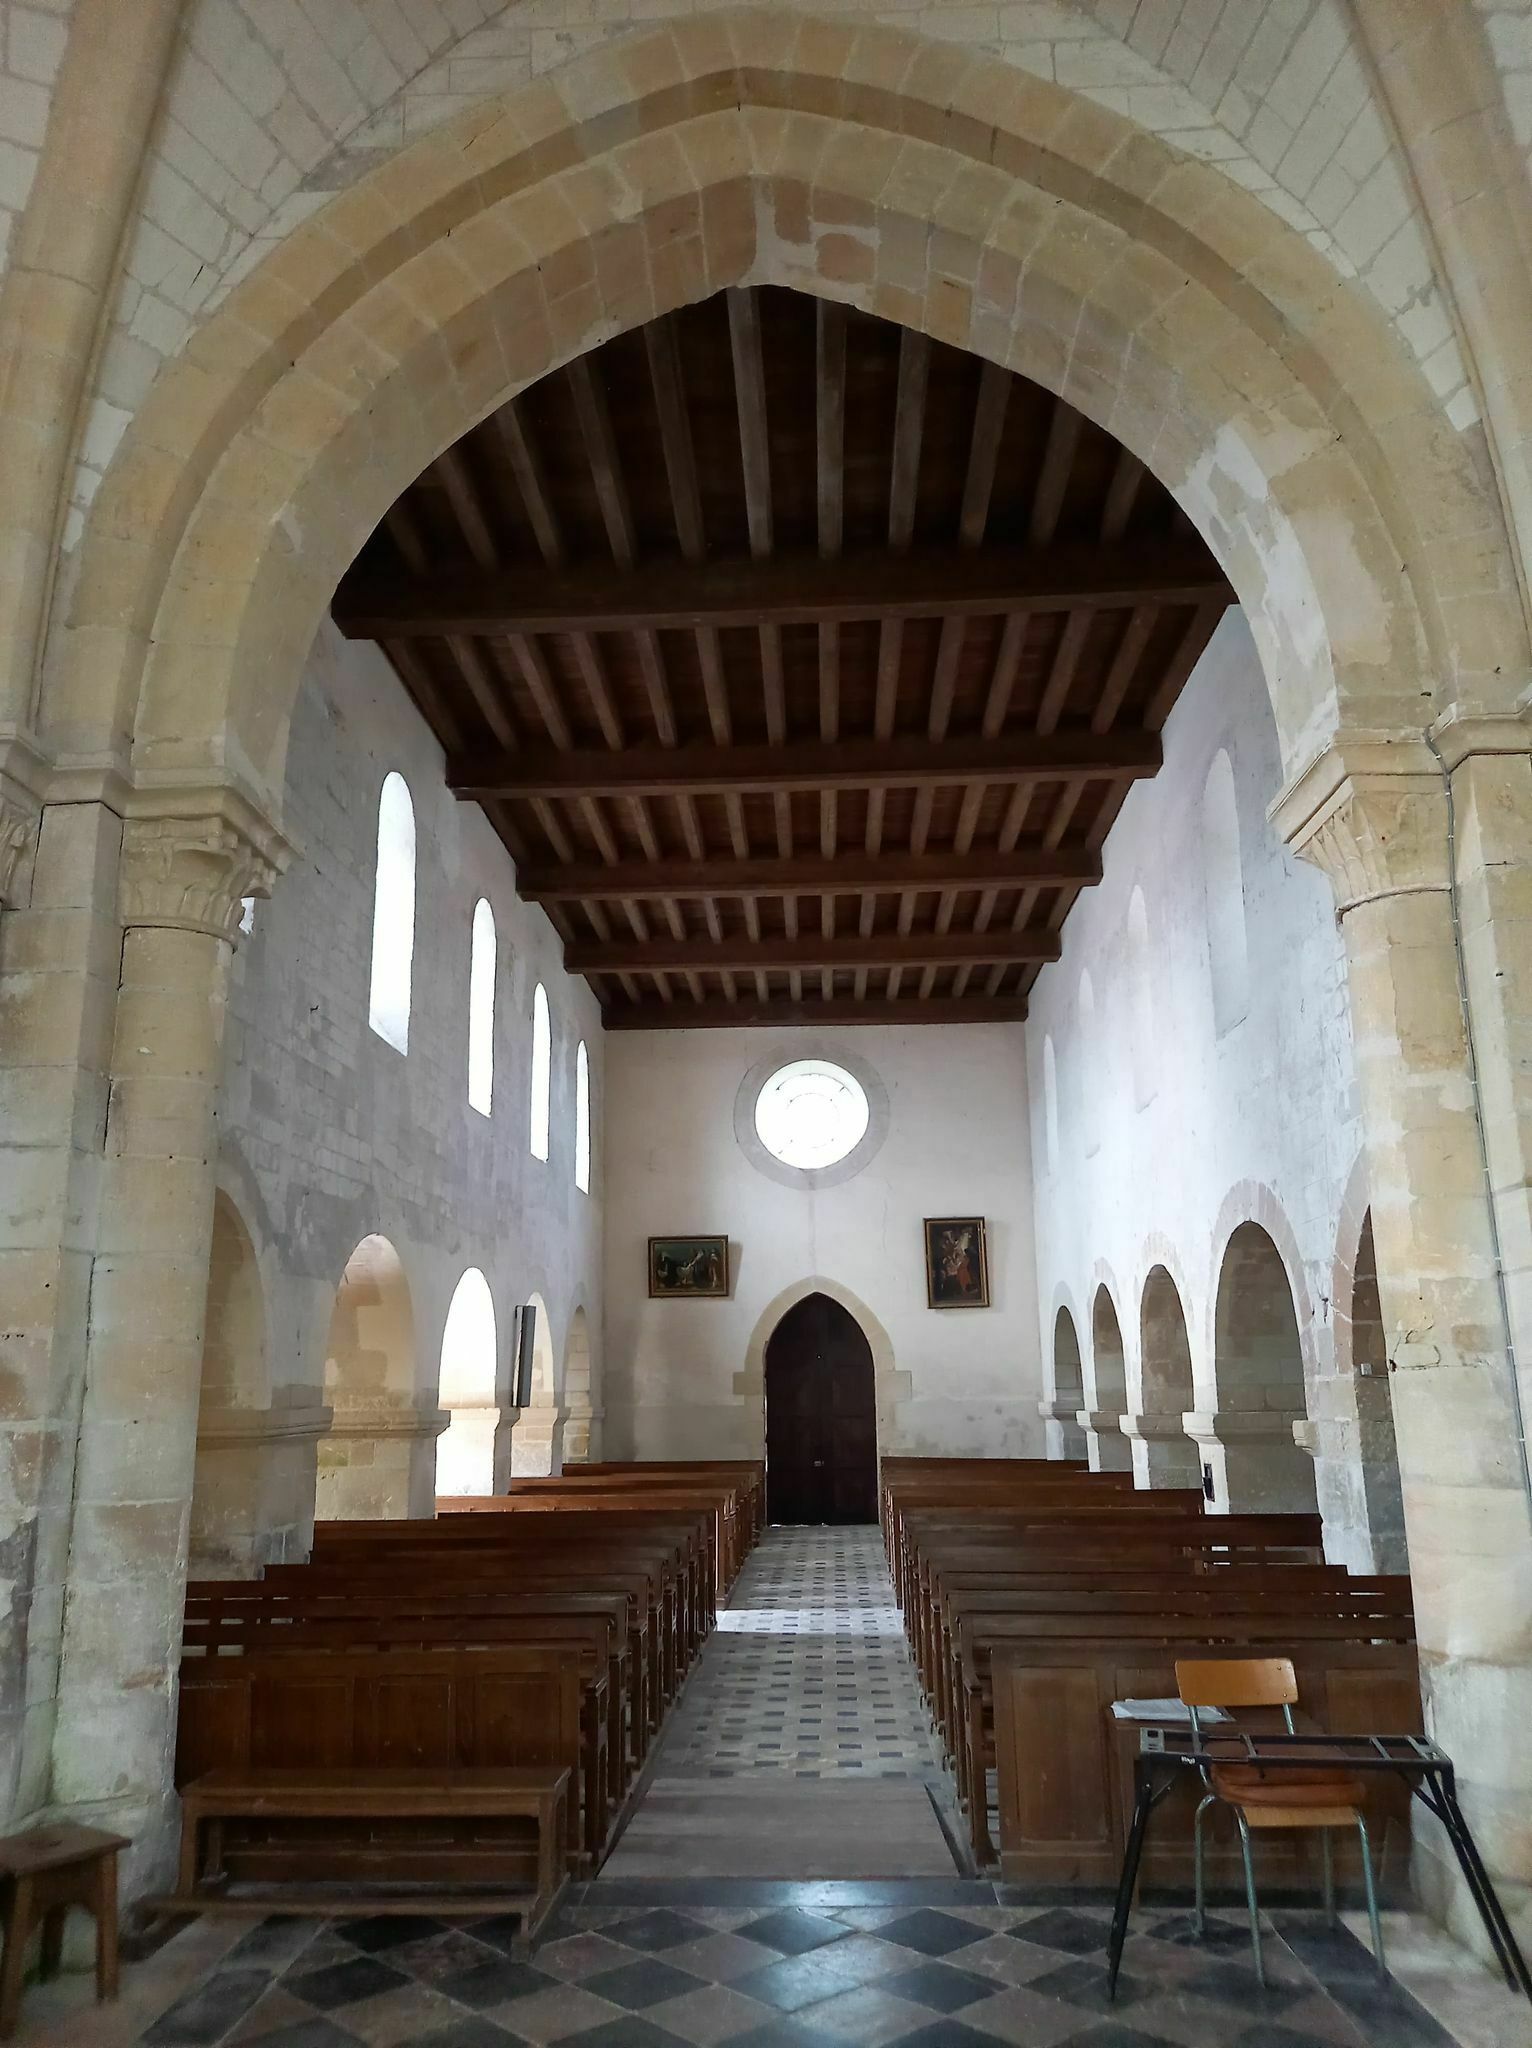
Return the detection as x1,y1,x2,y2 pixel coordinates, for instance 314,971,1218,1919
753,1059,870,1171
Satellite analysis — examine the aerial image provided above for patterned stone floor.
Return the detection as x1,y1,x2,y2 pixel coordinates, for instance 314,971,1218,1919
95,1888,1481,2046
653,1527,941,1781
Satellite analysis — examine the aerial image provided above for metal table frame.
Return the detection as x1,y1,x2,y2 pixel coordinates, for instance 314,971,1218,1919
1106,1728,1532,2005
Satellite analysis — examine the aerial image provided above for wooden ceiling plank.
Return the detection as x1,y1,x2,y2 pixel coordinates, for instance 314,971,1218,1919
1090,604,1157,735
451,728,1161,799
436,447,499,570
570,636,626,751
567,927,1060,974
960,358,1011,545
728,287,774,558
1142,601,1228,726
1029,398,1083,546
383,642,462,753
516,844,1102,900
530,796,574,863
447,634,518,752
384,502,428,575
817,299,847,560
567,355,638,570
335,537,1230,637
645,316,707,564
1035,609,1093,735
494,398,565,567
1100,444,1145,542
604,993,1029,1030
889,329,931,547
505,632,573,750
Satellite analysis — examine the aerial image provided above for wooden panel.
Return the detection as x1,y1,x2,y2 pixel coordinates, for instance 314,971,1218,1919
247,1675,355,1772
996,1665,1107,1860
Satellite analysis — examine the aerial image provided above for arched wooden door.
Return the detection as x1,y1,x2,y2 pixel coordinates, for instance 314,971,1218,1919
764,1293,878,1524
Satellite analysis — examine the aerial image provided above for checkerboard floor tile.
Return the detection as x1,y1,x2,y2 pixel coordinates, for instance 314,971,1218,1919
654,1528,941,1780
129,1896,1466,2046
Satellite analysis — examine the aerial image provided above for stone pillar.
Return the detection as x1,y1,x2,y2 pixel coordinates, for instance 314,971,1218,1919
509,1404,567,1478
189,1400,332,1575
45,800,285,1893
562,1402,601,1464
1277,728,1532,1949
1037,1398,1087,1461
1184,1409,1317,1513
1121,1411,1201,1489
1075,1407,1132,1473
318,1402,448,1520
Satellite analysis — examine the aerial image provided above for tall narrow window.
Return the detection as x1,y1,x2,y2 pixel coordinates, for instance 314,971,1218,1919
368,772,415,1053
468,899,495,1115
530,983,551,1161
575,1040,591,1193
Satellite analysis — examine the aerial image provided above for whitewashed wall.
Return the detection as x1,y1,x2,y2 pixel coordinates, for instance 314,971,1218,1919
211,621,604,1550
1024,609,1393,1564
601,1023,1042,1464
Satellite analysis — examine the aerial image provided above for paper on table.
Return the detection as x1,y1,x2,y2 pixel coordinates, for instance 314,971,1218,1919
1110,1698,1232,1722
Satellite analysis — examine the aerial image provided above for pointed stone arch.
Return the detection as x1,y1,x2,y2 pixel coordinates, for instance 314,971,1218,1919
737,1275,909,1455
562,1305,598,1464
316,1233,441,1522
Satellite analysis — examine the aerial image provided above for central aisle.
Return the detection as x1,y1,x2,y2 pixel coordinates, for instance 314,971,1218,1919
601,1525,960,1878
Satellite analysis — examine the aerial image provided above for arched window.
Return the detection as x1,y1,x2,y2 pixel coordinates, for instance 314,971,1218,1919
1202,750,1249,1035
575,1040,591,1193
530,983,551,1161
1127,887,1154,1109
436,1268,499,1498
468,899,495,1115
368,772,415,1054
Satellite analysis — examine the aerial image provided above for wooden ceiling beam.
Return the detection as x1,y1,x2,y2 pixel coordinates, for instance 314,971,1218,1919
602,994,1029,1030
518,844,1103,902
568,927,1061,974
334,539,1227,638
449,728,1161,800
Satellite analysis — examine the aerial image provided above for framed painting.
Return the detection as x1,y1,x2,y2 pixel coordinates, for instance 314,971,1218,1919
648,1235,730,1299
924,1217,990,1309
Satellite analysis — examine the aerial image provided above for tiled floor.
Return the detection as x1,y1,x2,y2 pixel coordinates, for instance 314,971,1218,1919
13,1525,1530,2044
655,1528,941,1780
62,1887,1496,2046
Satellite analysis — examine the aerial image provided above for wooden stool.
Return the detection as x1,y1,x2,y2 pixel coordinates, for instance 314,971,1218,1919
0,1822,128,2038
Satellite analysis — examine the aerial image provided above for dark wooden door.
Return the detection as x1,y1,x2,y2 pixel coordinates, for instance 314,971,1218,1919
764,1294,878,1524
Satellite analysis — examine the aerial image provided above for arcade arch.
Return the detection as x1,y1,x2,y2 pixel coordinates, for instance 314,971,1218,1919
315,1234,432,1523
1126,1266,1199,1490
562,1308,597,1465
510,1291,562,1478
20,8,1532,1929
434,1268,499,1499
1207,1222,1317,1516
189,1192,270,1575
1084,1286,1132,1474
1045,1305,1087,1462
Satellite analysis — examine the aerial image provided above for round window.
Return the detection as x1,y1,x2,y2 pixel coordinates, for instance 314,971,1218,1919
753,1059,870,1170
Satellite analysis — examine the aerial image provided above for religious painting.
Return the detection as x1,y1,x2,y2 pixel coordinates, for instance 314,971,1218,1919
924,1217,990,1309
649,1235,730,1299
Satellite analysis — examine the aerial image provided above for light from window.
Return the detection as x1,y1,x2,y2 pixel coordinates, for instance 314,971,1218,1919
435,1267,497,1498
754,1059,869,1169
368,771,415,1053
575,1040,591,1193
530,983,550,1161
468,898,495,1115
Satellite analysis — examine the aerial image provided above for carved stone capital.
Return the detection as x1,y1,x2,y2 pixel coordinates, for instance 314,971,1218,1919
1270,734,1448,914
118,789,293,940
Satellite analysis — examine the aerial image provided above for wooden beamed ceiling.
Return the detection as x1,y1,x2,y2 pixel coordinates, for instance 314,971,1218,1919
335,287,1234,1029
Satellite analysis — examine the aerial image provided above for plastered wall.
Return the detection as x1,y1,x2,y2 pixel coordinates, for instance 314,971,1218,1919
601,1023,1042,1464
1024,610,1398,1567
204,620,604,1561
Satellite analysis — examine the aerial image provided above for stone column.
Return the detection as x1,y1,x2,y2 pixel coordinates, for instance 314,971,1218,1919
189,1400,332,1575
1121,1411,1201,1489
1037,1397,1087,1461
317,1401,448,1520
509,1404,567,1478
1074,1407,1132,1473
46,800,285,1893
1183,1409,1316,1512
562,1401,600,1464
1276,727,1532,1949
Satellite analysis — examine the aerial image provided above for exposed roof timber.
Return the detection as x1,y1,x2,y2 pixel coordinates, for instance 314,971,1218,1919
603,994,1029,1030
516,844,1104,902
567,928,1061,974
450,731,1162,801
335,539,1231,639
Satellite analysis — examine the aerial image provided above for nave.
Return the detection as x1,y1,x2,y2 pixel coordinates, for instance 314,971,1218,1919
19,1471,1526,2048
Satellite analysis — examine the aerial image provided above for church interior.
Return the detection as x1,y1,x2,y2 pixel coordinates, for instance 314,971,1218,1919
1,2,1531,2043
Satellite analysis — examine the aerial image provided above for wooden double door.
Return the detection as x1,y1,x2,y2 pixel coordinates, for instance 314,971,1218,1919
764,1293,878,1524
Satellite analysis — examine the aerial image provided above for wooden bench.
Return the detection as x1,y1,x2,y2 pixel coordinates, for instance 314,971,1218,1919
171,1767,569,1942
